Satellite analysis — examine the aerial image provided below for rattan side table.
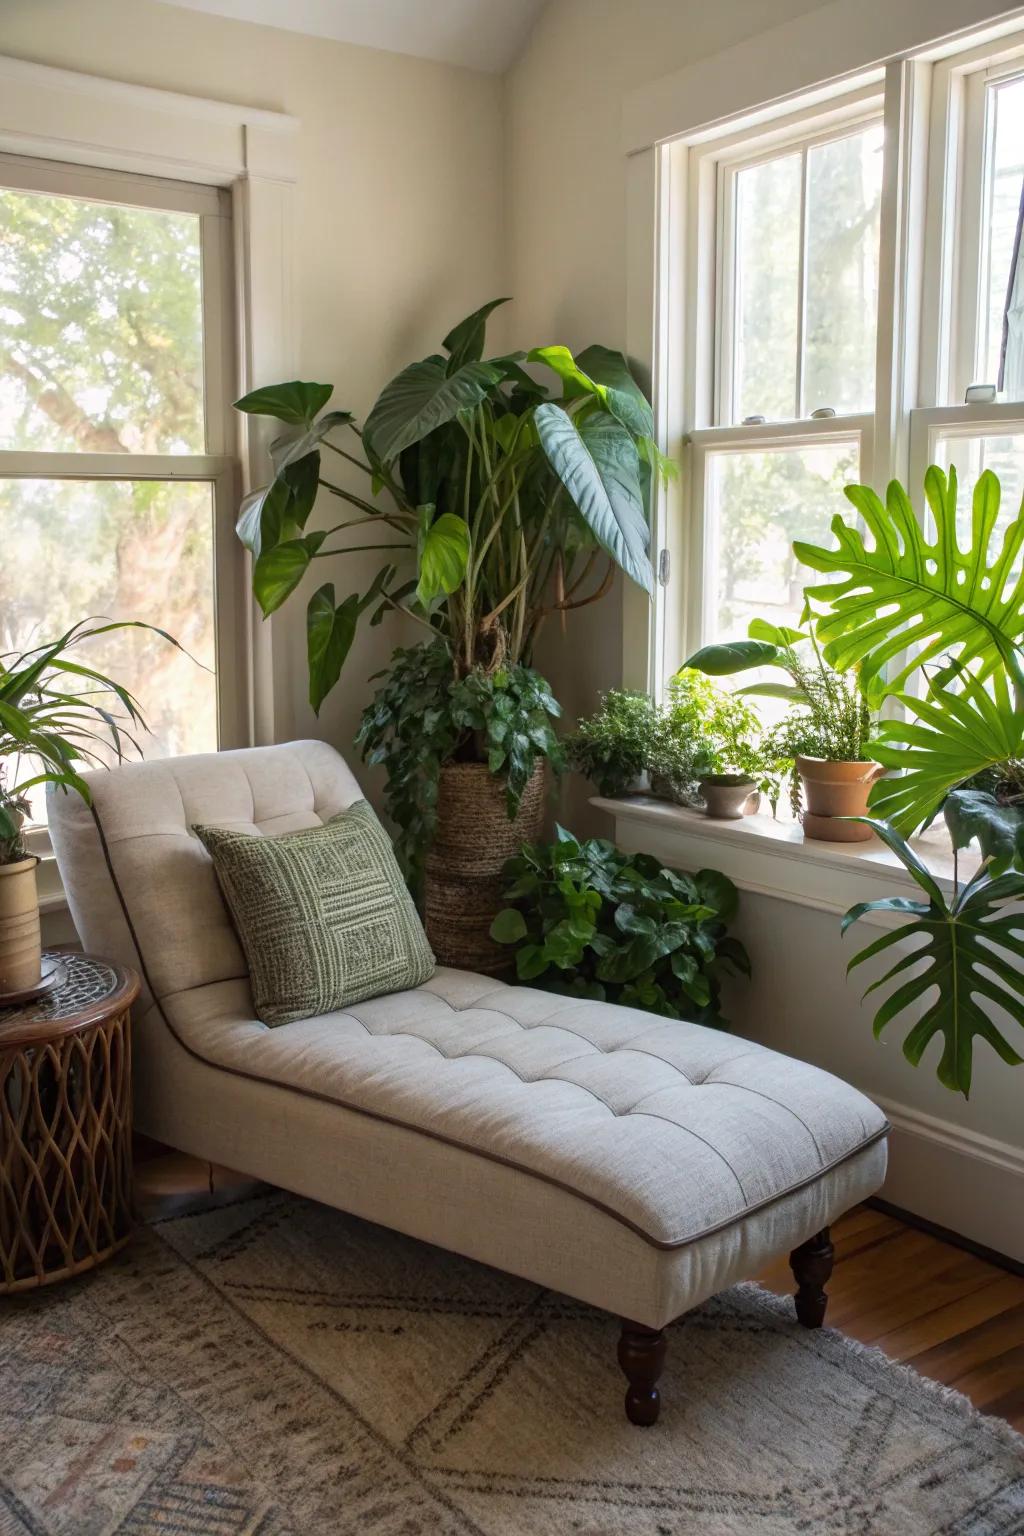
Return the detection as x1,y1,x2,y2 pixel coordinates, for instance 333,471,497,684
0,951,139,1292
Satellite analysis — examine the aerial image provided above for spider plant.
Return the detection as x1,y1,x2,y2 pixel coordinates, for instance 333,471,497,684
0,619,177,862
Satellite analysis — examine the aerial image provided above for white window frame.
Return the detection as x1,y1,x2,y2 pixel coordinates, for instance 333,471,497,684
0,151,248,761
0,53,299,915
920,28,1024,406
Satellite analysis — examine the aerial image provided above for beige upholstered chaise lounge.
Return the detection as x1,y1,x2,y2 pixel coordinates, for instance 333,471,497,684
49,740,888,1425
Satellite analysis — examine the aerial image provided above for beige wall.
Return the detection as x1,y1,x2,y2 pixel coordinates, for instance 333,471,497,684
503,0,837,833
0,0,506,803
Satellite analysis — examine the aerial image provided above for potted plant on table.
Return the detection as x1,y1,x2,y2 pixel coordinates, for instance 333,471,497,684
683,620,879,839
236,298,671,970
0,620,175,997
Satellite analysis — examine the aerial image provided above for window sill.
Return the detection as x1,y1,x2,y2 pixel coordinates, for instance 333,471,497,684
591,795,977,926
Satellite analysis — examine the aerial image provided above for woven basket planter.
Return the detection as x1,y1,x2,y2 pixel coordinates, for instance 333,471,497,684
424,760,545,974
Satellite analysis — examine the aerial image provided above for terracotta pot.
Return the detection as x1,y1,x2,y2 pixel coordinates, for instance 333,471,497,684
795,756,884,842
424,761,545,975
0,856,41,994
699,774,758,820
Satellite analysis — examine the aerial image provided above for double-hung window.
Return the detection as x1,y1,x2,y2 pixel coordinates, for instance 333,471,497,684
664,26,1024,706
678,96,884,680
0,153,246,820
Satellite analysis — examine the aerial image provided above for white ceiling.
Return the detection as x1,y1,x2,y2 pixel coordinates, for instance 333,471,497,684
160,0,548,73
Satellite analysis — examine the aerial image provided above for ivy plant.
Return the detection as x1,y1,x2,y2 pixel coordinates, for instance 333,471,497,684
489,827,749,1027
356,640,563,891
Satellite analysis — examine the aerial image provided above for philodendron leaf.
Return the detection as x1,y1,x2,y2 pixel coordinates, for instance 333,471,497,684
307,584,360,714
747,618,807,648
490,907,528,944
271,412,354,474
944,789,1024,874
867,667,1024,836
237,452,322,560
575,344,654,438
534,403,653,593
681,639,782,676
363,356,502,464
235,380,333,425
842,817,1024,1096
416,508,470,607
253,531,325,617
528,345,605,403
442,297,511,372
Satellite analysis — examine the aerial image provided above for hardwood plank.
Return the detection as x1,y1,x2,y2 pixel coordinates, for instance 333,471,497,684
755,1204,1023,1431
872,1275,1024,1360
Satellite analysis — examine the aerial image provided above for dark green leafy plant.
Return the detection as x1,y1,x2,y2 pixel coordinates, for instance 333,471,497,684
566,690,658,797
235,300,671,711
843,818,1024,1098
356,640,562,889
489,827,749,1026
650,670,781,805
0,620,184,862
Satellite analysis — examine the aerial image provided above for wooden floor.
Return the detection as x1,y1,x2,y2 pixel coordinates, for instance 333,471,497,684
757,1204,1024,1432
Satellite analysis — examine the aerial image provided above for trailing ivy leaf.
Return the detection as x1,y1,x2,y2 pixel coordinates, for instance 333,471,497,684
867,667,1024,836
442,297,511,372
842,817,1024,1096
575,344,654,438
416,508,471,607
534,404,653,594
235,380,333,425
795,467,1024,703
253,531,325,617
364,356,502,464
944,789,1024,874
307,585,360,715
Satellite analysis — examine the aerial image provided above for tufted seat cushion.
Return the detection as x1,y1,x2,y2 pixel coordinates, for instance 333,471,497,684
48,740,888,1328
163,968,886,1250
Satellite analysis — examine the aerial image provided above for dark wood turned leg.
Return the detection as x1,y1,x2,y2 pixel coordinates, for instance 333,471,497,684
618,1320,667,1426
790,1227,834,1328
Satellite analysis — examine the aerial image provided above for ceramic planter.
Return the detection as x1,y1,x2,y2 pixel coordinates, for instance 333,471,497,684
0,856,42,995
795,756,885,842
699,774,758,820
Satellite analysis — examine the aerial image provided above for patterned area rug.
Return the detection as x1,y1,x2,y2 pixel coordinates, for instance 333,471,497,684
1,1192,1022,1536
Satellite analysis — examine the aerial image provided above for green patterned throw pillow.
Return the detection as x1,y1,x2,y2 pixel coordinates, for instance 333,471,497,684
194,800,435,1027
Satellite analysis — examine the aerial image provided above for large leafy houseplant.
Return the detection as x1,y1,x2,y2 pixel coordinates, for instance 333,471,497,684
236,299,667,888
489,827,749,1026
794,465,1024,1094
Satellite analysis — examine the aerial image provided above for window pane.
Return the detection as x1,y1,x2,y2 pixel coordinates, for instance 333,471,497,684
0,478,217,813
933,430,1024,557
803,124,883,415
733,153,801,422
0,187,204,453
707,439,860,644
980,75,1024,391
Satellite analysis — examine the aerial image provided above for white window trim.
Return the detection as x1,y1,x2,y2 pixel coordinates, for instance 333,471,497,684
0,51,300,752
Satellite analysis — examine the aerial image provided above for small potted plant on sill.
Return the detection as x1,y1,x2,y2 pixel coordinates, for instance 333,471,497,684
566,690,658,797
0,619,178,997
652,671,780,819
684,619,880,841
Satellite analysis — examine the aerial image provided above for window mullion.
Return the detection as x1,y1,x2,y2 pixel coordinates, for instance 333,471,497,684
796,143,809,418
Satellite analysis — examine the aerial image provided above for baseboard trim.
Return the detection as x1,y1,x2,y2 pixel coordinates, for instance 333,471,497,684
867,1196,1024,1278
872,1094,1024,1265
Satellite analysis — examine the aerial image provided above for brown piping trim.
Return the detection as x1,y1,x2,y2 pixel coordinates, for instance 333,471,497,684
88,802,890,1254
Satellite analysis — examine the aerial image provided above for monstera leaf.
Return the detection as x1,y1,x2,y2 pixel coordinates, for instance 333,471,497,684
363,356,502,464
534,404,653,593
867,667,1024,835
842,819,1024,1096
945,790,1024,875
795,467,1024,703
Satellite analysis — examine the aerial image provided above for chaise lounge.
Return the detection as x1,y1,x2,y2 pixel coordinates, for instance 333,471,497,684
49,739,889,1425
